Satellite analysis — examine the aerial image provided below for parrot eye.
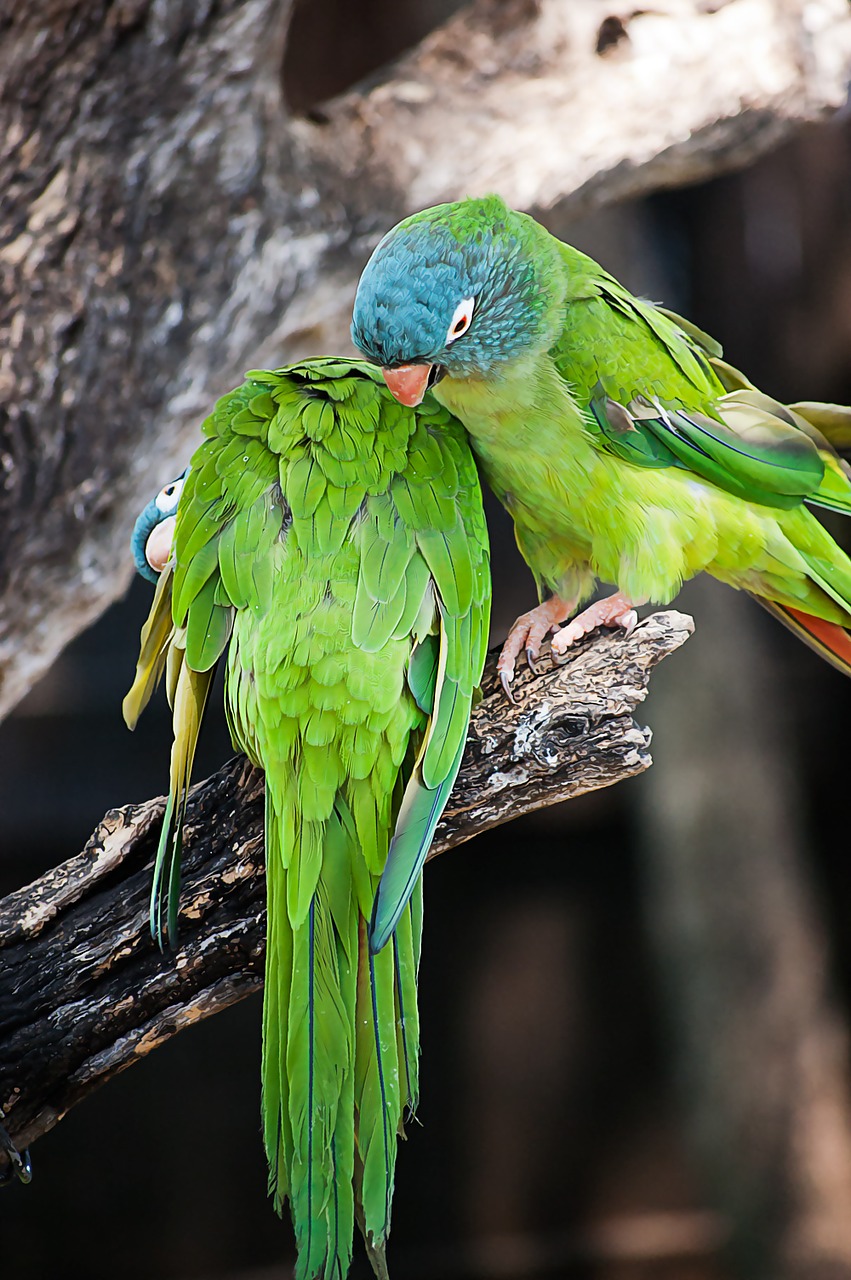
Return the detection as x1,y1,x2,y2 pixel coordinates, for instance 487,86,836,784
155,474,185,515
445,297,476,345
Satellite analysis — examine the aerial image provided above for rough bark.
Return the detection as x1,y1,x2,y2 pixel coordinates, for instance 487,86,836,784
0,611,692,1169
638,582,851,1279
2,0,850,720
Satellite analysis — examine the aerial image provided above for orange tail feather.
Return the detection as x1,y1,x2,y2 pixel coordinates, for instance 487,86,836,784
750,594,851,677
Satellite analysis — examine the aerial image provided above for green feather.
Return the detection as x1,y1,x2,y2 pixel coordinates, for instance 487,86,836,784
406,636,439,714
126,358,490,1280
149,655,214,947
369,736,464,955
184,573,233,672
354,195,851,692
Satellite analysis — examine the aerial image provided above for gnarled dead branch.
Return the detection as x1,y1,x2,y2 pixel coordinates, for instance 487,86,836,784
0,611,692,1166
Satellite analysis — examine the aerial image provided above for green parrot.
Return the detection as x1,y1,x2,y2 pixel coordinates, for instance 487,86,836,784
123,359,490,1279
351,194,851,695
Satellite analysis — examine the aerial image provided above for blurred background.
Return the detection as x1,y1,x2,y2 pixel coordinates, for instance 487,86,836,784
3,4,851,1278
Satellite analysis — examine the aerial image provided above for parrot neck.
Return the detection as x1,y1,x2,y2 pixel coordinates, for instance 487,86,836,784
434,351,582,450
433,351,603,596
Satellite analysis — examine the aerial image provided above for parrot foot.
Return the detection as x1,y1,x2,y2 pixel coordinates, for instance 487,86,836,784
0,1112,32,1188
551,591,641,659
497,595,573,700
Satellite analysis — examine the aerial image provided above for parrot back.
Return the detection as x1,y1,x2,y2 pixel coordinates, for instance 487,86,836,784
134,359,489,1279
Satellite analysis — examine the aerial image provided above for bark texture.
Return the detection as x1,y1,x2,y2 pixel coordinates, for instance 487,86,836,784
2,0,850,720
0,611,692,1166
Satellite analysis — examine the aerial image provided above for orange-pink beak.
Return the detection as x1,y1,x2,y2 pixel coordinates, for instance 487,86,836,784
381,363,433,408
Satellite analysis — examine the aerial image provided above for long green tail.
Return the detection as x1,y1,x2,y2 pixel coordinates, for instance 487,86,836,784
262,786,421,1280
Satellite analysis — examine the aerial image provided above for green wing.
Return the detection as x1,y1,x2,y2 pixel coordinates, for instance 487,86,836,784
364,403,491,954
586,380,826,511
556,263,851,515
710,355,851,515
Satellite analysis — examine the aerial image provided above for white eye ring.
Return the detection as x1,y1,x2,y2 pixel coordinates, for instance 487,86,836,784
445,296,476,345
155,475,185,515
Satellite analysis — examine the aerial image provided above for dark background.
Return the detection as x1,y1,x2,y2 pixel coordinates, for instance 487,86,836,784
3,7,851,1276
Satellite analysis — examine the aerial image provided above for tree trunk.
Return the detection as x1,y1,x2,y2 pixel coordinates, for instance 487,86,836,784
2,0,850,718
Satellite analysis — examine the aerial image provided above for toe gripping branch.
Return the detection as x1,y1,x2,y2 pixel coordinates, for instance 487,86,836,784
0,1110,32,1187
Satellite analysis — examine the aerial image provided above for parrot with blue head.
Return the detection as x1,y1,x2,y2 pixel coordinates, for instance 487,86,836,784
351,194,851,696
123,358,490,1279
130,469,188,583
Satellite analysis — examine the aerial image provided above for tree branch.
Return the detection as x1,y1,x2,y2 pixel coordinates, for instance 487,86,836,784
1,0,848,719
0,611,692,1169
314,0,851,221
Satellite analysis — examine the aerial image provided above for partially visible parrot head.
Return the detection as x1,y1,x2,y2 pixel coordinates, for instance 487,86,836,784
131,469,188,583
352,194,563,405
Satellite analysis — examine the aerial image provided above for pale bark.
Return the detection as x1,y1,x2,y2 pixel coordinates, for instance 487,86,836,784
2,0,850,719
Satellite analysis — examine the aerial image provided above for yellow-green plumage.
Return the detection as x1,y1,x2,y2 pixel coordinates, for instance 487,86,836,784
434,233,851,622
124,360,489,1278
351,195,851,674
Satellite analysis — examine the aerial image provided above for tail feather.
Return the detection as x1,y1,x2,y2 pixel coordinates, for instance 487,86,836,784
391,888,422,1119
149,655,214,947
354,936,399,1249
750,593,851,678
263,791,417,1280
287,891,353,1279
324,813,359,1280
262,795,295,1210
122,563,175,730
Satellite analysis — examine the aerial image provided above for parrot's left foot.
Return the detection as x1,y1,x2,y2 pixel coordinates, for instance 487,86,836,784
551,591,641,658
497,595,573,700
0,1111,32,1187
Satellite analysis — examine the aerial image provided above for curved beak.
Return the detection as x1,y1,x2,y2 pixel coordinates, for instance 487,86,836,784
381,363,433,408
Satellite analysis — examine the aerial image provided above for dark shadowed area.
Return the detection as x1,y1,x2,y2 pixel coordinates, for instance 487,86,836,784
3,5,851,1277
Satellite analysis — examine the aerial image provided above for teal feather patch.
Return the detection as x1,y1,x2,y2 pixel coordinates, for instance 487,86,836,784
406,636,439,714
369,737,465,954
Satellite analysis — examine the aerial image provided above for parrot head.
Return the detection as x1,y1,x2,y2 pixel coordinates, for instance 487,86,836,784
131,469,188,583
351,195,563,406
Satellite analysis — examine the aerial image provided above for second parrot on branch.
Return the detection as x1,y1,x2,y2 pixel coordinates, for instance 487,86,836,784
351,194,851,696
124,359,490,1279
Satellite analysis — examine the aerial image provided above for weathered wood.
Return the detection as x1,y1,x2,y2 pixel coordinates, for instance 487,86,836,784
2,0,849,720
0,611,692,1169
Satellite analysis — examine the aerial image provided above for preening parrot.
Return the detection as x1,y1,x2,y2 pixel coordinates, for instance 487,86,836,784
123,359,490,1279
130,469,188,583
351,194,851,695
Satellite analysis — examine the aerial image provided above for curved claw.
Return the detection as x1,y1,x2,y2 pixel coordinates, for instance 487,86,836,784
525,646,543,676
499,669,517,703
619,609,639,638
0,1118,32,1187
497,595,575,700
